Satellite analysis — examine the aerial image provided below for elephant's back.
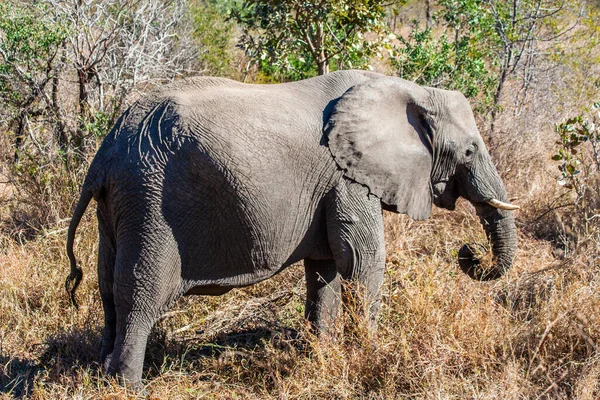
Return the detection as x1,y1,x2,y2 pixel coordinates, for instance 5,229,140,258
101,70,376,169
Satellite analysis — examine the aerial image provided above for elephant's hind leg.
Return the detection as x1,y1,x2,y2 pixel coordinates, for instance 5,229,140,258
106,230,181,387
98,235,117,370
304,259,341,333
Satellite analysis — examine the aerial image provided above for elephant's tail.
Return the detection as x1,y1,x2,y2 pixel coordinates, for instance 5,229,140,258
65,188,93,309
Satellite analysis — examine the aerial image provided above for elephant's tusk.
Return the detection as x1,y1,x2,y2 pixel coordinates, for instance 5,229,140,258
486,198,520,210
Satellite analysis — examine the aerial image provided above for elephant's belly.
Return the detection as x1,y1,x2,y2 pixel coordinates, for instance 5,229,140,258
179,264,289,296
168,196,332,292
183,284,234,296
165,196,329,287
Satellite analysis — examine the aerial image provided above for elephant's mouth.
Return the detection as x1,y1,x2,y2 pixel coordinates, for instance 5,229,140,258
432,180,457,210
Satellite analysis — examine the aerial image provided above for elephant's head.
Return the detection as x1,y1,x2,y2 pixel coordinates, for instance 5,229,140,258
325,77,518,280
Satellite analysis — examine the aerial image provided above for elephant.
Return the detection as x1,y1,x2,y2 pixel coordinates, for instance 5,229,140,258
65,70,519,386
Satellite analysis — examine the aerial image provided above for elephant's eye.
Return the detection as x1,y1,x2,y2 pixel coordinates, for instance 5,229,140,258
465,143,477,159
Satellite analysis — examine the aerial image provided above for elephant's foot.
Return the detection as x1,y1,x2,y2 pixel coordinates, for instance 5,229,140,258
304,259,342,334
101,351,113,374
104,360,147,395
100,338,114,365
99,353,146,396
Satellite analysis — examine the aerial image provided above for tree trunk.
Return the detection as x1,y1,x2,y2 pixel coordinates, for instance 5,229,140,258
489,56,510,136
76,68,91,148
315,22,328,75
52,49,68,154
317,59,329,75
13,113,25,163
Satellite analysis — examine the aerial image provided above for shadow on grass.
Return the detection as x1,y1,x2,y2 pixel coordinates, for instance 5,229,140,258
144,322,306,380
1,319,305,396
0,327,101,398
0,356,41,399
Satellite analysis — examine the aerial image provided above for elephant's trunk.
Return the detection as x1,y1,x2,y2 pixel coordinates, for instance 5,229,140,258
458,204,518,281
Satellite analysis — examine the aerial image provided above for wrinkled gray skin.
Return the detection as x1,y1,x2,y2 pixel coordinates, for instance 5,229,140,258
66,70,517,386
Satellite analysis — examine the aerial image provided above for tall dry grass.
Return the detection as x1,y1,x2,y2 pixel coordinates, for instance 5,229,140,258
1,195,598,398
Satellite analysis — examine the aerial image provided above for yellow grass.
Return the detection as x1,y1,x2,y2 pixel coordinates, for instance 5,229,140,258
1,197,598,398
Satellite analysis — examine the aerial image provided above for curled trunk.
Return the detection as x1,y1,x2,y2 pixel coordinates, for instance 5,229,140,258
459,205,518,281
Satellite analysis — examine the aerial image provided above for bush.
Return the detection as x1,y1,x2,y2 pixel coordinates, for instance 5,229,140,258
390,26,496,112
190,0,237,77
389,1,498,113
552,103,600,249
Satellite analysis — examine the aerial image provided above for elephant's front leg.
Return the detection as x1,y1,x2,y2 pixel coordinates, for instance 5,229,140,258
304,259,341,333
325,181,386,328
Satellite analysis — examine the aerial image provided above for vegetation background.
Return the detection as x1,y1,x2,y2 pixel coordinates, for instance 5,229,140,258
0,0,598,398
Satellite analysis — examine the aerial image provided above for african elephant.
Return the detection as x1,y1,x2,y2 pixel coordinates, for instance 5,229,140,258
66,70,518,386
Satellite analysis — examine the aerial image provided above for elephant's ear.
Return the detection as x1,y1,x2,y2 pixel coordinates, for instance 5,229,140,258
325,77,434,220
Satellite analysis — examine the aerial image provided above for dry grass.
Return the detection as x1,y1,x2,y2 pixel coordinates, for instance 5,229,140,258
1,196,598,399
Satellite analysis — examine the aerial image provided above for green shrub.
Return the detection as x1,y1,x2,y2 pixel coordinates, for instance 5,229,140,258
232,0,390,81
390,0,498,113
552,103,600,247
190,0,237,76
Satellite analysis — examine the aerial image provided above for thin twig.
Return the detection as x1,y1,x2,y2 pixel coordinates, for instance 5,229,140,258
527,311,569,378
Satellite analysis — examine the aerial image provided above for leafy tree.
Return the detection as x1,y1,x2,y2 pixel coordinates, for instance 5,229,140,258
232,0,392,81
391,1,498,112
190,0,237,76
552,103,600,244
0,1,68,157
391,0,575,123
